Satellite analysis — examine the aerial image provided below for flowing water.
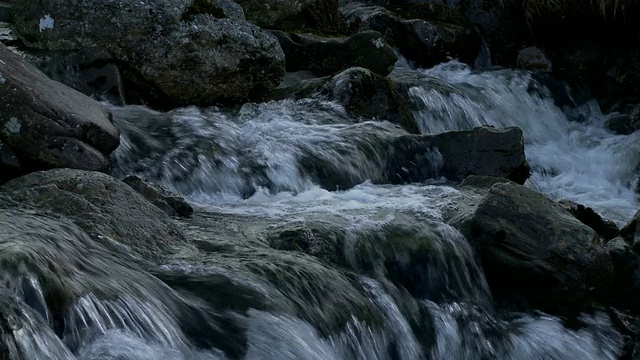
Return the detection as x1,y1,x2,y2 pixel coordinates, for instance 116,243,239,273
2,60,639,359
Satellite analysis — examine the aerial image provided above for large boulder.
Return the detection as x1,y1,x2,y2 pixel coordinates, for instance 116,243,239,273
0,43,119,182
0,169,189,262
270,30,397,76
387,126,530,184
11,0,285,107
340,3,480,68
234,0,342,33
122,175,194,217
451,182,614,314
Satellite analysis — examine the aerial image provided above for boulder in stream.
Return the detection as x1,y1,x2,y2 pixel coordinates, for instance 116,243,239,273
270,30,397,76
0,169,189,262
234,0,342,33
451,182,614,315
122,175,194,217
0,43,119,182
11,0,285,107
340,2,480,68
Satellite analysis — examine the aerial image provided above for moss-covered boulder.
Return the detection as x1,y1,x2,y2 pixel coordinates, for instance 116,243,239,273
451,182,614,315
0,169,190,262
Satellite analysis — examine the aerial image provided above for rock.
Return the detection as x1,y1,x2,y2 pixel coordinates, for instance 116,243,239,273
122,175,194,217
11,0,285,107
606,105,640,135
451,182,614,314
558,199,620,241
0,43,119,181
460,175,514,188
388,126,530,184
235,0,342,33
516,46,552,72
0,169,189,262
269,67,458,133
0,2,10,23
270,30,397,76
621,210,640,253
318,67,418,132
341,2,481,68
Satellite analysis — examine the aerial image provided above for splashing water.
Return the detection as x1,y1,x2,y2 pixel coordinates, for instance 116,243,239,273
410,61,640,224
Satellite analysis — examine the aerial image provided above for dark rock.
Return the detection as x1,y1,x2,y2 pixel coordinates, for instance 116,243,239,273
320,67,418,131
0,43,119,181
460,175,514,188
451,182,614,315
11,0,285,107
558,199,620,241
516,46,552,72
388,126,530,184
235,0,342,33
0,2,10,23
621,210,640,253
125,16,285,107
341,2,480,68
270,30,397,76
122,175,194,217
269,67,465,134
0,169,189,262
606,105,640,135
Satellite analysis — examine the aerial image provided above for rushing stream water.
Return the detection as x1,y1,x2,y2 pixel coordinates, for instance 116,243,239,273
3,60,639,359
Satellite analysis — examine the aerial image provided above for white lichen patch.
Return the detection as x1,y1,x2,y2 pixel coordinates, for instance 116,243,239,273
5,117,21,134
39,15,54,32
372,38,385,49
0,74,5,85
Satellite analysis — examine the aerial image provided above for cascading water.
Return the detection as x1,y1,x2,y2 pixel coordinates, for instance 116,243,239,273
409,61,640,224
3,60,637,359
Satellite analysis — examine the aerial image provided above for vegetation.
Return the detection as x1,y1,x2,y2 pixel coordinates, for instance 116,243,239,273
503,0,638,22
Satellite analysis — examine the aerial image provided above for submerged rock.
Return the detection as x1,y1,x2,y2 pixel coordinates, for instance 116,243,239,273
122,175,194,217
0,169,189,262
0,43,119,181
270,30,397,76
451,182,614,315
11,0,285,107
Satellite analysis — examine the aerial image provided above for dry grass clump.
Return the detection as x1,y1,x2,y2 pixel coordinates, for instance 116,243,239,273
503,0,638,22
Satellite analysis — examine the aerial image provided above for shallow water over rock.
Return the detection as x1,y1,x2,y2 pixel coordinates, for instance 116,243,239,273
3,61,637,359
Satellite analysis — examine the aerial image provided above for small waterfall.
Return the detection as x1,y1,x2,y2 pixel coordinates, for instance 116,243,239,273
409,61,640,224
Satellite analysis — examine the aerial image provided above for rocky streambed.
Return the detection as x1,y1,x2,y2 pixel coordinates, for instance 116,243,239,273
1,0,640,359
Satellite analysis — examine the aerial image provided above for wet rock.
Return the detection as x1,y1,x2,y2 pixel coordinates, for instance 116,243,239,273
269,67,442,133
341,2,481,68
558,199,620,241
270,30,397,76
621,210,640,254
0,169,189,262
516,46,552,72
451,182,614,315
459,175,514,188
0,2,10,23
127,16,285,107
270,217,488,303
318,67,418,132
0,43,119,181
11,0,285,107
122,175,194,217
388,126,530,184
235,0,342,33
606,105,640,135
